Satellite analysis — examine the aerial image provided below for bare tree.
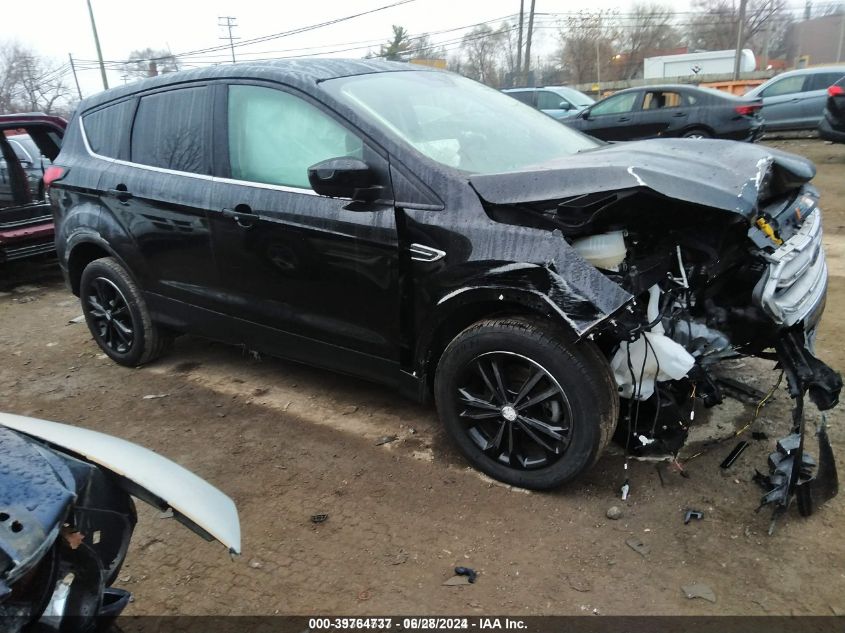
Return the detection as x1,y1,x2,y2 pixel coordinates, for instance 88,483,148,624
686,0,789,54
0,41,71,114
459,25,506,86
614,3,683,79
407,34,446,60
556,11,618,84
122,48,179,80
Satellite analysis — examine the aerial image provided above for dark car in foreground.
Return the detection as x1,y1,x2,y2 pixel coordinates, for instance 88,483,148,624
0,114,65,264
50,60,839,521
0,412,239,631
819,77,845,143
564,84,763,141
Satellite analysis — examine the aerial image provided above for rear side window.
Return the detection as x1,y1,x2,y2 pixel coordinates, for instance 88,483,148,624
227,84,363,189
807,72,845,91
83,99,135,158
643,91,684,109
508,91,535,106
131,87,212,174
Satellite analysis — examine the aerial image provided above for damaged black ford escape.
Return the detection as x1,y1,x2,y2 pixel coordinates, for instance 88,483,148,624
50,60,840,520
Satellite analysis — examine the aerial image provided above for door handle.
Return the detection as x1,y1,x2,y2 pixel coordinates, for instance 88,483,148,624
220,204,256,228
107,185,132,203
672,112,688,117
618,116,631,122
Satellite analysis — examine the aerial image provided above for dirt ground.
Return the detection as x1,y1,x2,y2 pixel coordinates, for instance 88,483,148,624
1,138,844,616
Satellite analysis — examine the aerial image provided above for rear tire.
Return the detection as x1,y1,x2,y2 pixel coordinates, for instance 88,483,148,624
682,128,712,139
80,257,172,367
434,316,618,490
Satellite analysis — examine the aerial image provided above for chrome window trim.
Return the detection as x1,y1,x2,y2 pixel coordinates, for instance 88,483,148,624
79,112,317,195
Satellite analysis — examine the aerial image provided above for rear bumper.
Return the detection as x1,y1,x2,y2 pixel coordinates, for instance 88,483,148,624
819,116,845,143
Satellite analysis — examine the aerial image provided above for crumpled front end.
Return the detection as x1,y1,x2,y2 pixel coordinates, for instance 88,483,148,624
471,138,841,526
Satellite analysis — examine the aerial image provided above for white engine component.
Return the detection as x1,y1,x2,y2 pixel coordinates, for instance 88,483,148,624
610,284,696,400
572,230,627,270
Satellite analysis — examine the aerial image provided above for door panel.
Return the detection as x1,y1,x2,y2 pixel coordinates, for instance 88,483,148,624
209,83,400,364
97,85,219,308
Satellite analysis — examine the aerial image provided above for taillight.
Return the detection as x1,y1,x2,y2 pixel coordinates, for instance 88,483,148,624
735,104,761,116
829,84,844,97
43,165,67,189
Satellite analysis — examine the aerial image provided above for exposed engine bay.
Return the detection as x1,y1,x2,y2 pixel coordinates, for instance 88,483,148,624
562,186,841,530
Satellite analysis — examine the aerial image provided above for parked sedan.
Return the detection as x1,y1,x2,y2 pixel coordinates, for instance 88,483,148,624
0,114,65,264
51,61,838,508
503,86,595,119
819,76,845,143
745,66,845,132
564,84,763,141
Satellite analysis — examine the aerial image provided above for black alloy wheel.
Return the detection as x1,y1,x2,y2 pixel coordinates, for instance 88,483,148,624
79,257,172,366
435,317,618,489
455,351,573,469
85,276,135,355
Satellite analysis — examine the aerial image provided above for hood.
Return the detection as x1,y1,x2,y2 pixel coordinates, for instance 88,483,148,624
0,413,241,555
469,138,816,219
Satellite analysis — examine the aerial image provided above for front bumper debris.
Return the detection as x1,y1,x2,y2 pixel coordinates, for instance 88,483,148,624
756,327,841,532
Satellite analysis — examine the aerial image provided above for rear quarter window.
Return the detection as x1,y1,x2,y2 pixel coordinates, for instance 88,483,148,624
131,86,212,174
82,99,135,159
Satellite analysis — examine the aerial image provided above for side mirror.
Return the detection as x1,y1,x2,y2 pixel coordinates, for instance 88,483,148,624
580,109,590,120
307,157,379,201
559,101,572,111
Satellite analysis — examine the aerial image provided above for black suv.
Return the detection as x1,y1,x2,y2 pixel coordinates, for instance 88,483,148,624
51,60,839,504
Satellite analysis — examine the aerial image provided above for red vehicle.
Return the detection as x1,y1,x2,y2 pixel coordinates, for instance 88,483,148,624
0,113,66,264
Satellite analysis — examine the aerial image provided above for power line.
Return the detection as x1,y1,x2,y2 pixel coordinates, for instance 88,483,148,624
218,16,240,63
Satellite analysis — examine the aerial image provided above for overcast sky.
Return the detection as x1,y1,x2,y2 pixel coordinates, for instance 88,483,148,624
7,0,672,98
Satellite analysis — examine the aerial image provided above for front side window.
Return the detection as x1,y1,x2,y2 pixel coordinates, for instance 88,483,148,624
761,75,806,98
537,91,568,110
322,71,598,174
590,92,639,116
227,85,363,189
131,87,212,174
83,99,135,159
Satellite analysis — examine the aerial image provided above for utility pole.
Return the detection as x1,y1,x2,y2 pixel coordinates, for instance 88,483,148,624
68,53,83,100
86,0,109,90
761,0,773,70
523,0,536,84
596,39,601,89
837,9,845,62
219,16,240,64
733,0,748,81
516,0,525,86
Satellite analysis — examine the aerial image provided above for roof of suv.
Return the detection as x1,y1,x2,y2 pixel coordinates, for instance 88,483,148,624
79,58,427,111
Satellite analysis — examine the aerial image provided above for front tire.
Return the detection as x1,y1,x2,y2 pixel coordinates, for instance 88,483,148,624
682,128,712,139
80,257,171,366
434,317,618,490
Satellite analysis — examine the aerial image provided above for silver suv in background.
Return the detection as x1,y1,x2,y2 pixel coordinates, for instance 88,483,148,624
745,66,845,131
503,86,595,120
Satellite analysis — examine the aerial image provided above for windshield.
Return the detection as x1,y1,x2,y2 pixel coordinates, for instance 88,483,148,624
321,71,600,174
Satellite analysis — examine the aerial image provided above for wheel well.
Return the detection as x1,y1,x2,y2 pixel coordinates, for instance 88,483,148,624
421,301,560,397
67,242,110,296
682,125,714,137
